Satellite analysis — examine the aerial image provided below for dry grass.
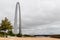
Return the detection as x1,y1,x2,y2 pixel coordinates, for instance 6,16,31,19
0,37,60,40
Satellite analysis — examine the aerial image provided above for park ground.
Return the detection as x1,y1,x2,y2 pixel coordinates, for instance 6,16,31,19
0,37,60,40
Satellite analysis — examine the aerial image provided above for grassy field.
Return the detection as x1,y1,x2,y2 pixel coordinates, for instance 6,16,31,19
0,37,60,40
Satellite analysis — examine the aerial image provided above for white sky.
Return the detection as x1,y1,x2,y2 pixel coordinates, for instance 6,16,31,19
0,0,60,35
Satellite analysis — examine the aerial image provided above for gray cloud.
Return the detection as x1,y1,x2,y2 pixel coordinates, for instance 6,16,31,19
21,0,60,34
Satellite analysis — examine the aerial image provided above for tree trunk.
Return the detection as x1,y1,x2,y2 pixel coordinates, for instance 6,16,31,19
4,30,7,38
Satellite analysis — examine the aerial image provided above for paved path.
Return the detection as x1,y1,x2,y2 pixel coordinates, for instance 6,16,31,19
0,37,60,40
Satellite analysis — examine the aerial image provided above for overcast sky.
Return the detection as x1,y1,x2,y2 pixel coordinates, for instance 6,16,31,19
0,0,60,35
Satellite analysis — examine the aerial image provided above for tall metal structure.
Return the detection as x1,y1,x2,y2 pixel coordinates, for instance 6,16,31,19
14,2,21,36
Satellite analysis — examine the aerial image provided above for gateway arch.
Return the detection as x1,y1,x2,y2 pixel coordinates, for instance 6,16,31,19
14,2,21,35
